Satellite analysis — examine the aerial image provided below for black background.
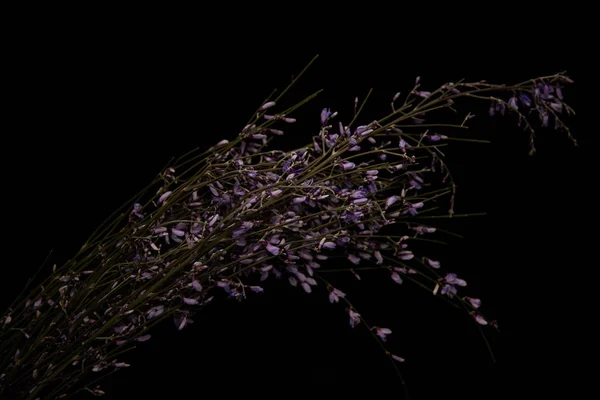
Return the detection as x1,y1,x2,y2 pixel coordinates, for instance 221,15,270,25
2,7,590,400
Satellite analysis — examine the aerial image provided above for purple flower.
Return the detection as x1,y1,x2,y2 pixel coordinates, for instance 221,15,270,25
428,134,446,142
391,271,403,285
182,297,199,305
425,258,441,269
301,282,312,293
441,284,457,297
321,108,332,125
374,326,392,341
473,313,488,325
549,102,563,113
385,195,399,209
260,101,276,110
539,109,549,127
444,273,467,287
556,87,563,100
412,225,436,235
158,191,172,205
135,334,151,342
374,250,383,264
520,93,532,107
249,286,264,293
192,280,203,292
146,305,165,319
347,309,361,328
508,96,518,110
329,287,346,303
465,297,481,309
176,315,189,330
322,241,336,249
266,243,281,255
348,253,361,265
494,101,506,116
293,196,307,204
340,161,356,170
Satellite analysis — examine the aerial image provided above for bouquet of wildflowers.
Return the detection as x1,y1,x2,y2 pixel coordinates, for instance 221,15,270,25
0,56,576,399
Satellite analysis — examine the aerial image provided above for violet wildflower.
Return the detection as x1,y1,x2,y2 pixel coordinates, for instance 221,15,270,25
347,309,361,328
328,287,346,303
520,93,532,107
321,108,332,125
340,161,356,170
374,326,392,341
266,243,281,255
391,271,403,285
465,297,481,309
260,101,276,110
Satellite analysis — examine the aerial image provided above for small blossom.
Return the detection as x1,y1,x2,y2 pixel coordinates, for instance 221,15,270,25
192,280,203,292
374,250,383,264
398,251,414,260
391,271,403,285
347,309,361,328
520,93,532,107
301,282,312,293
425,258,441,268
158,191,172,205
260,101,276,110
444,273,467,287
374,326,392,341
465,297,481,309
556,87,563,100
385,195,399,209
340,161,356,170
473,313,488,325
266,243,281,255
113,362,131,368
549,102,563,113
347,253,361,265
322,241,336,249
146,306,164,319
329,287,346,303
321,108,332,125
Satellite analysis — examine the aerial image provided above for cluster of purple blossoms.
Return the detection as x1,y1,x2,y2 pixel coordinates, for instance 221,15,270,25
0,71,574,399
